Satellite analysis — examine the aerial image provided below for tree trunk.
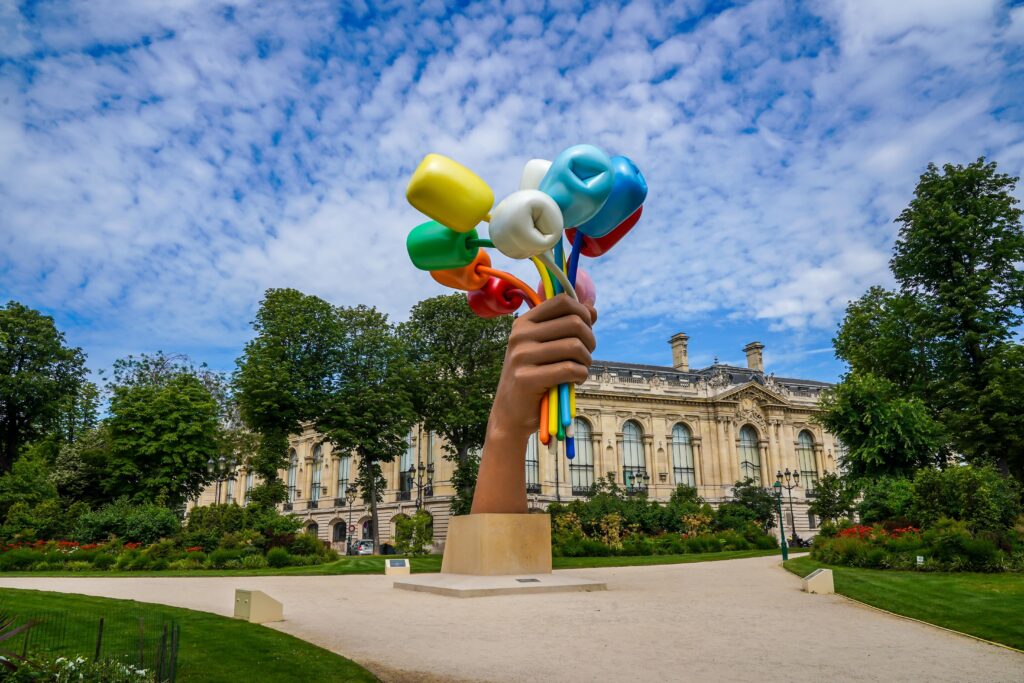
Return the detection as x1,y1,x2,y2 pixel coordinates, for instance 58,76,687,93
367,455,381,555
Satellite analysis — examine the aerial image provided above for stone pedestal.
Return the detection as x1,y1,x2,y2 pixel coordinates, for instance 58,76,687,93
394,513,607,597
441,513,552,576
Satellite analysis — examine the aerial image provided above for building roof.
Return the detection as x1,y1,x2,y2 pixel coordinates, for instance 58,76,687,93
588,359,833,390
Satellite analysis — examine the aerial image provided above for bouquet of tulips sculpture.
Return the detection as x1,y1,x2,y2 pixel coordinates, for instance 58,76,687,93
404,144,647,459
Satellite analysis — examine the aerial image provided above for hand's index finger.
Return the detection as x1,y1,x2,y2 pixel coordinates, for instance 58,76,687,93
524,294,594,326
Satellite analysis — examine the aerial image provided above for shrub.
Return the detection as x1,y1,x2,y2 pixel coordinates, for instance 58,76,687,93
266,547,292,568
74,499,180,545
910,465,1021,533
207,548,242,569
242,554,268,569
290,531,326,557
857,477,914,524
66,561,93,572
91,553,115,570
0,549,38,571
394,511,434,556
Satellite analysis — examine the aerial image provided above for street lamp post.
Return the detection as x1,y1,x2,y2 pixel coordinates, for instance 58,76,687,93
776,469,800,545
773,475,789,562
408,462,435,510
345,487,358,555
206,455,232,504
625,470,650,495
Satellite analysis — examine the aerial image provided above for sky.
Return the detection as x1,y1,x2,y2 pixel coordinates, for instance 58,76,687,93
2,0,1023,383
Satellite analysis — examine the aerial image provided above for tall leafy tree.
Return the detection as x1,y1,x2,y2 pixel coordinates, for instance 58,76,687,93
319,305,415,552
401,295,512,515
824,158,1024,481
891,158,1024,478
105,354,220,509
234,289,339,507
0,301,87,472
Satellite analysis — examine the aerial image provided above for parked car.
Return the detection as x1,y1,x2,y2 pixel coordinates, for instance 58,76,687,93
354,539,375,555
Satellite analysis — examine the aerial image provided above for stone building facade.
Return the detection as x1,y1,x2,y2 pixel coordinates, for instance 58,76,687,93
194,334,839,550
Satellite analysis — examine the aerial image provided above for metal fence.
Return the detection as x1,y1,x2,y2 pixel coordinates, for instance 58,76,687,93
1,604,180,682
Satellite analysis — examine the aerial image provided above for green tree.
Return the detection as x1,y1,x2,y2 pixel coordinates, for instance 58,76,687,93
807,472,856,523
720,478,777,533
833,287,932,395
815,372,943,478
50,426,110,505
319,305,415,553
0,301,87,472
234,289,340,507
394,510,433,556
105,362,220,510
0,448,59,520
892,158,1024,478
401,295,512,515
826,158,1024,481
856,477,915,524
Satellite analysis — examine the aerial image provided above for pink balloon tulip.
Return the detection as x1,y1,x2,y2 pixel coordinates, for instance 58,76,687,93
536,267,596,307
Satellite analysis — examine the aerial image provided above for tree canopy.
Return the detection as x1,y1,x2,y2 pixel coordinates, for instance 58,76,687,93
0,301,87,472
821,158,1024,480
320,305,415,550
105,362,220,509
234,289,340,507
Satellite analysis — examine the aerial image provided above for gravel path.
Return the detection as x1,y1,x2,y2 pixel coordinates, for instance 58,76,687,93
2,556,1021,682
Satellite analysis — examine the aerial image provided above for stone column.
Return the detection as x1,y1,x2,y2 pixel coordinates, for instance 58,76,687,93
301,443,314,503
692,436,704,486
714,418,728,496
615,431,624,484
590,430,604,487
758,441,771,486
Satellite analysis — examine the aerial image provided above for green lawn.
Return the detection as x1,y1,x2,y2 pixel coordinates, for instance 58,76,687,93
784,556,1024,651
0,588,377,682
0,548,802,578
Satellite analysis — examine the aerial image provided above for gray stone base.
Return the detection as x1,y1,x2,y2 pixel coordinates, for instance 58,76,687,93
393,572,607,598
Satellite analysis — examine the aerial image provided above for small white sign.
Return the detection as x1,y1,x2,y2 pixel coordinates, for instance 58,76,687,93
916,555,924,566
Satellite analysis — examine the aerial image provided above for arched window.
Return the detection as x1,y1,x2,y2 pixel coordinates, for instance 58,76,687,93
525,433,541,493
336,454,351,498
399,431,415,498
310,445,323,503
332,522,346,543
797,430,818,489
738,426,761,484
286,450,298,503
244,471,254,505
570,418,594,495
307,522,319,537
622,421,647,492
671,424,696,487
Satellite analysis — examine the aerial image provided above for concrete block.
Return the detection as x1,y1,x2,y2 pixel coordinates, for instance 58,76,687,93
385,558,411,576
234,589,283,623
441,513,551,576
802,568,834,594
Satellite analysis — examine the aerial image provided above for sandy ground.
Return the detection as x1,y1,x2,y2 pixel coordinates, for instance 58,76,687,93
1,556,1021,683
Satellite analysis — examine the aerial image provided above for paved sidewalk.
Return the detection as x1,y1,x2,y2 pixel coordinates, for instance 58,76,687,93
1,556,1021,682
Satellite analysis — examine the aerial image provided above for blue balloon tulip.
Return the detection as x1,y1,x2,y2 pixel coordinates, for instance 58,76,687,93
575,156,648,238
539,144,615,228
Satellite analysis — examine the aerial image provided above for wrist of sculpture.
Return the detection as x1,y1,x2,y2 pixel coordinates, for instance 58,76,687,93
471,419,533,514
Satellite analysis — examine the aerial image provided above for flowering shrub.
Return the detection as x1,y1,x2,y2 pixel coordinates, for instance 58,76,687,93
812,519,1022,572
0,655,151,682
